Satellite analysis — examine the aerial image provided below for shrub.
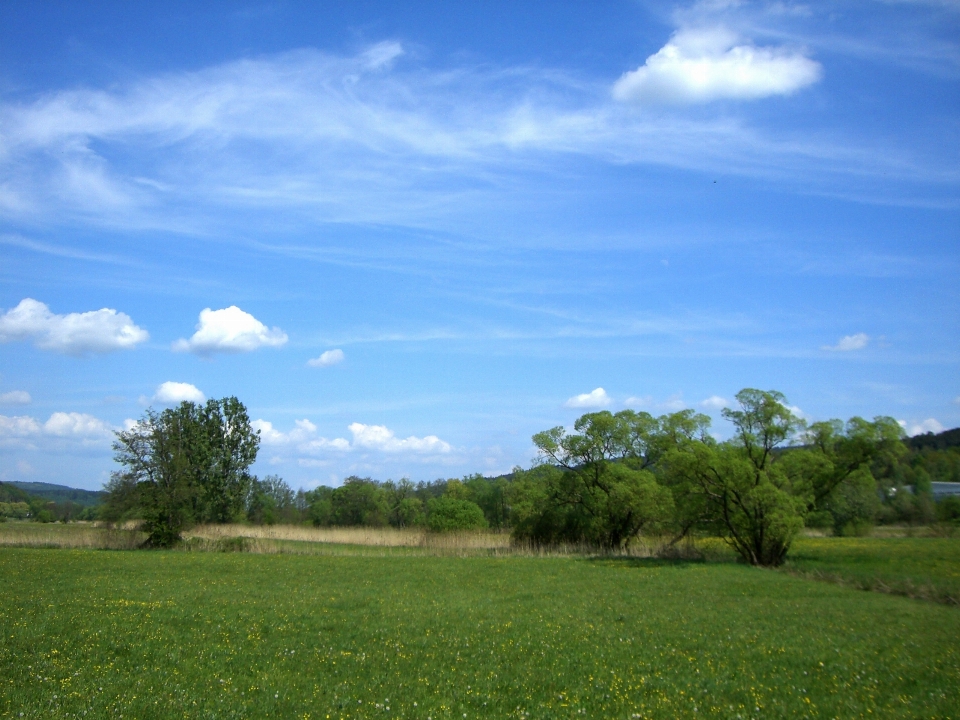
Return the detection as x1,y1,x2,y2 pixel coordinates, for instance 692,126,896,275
937,496,960,524
426,497,487,532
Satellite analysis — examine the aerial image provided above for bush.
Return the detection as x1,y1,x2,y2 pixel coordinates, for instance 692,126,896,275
426,497,487,532
937,496,960,524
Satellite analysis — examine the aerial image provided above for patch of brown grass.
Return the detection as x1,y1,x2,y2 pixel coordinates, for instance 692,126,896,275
0,521,144,550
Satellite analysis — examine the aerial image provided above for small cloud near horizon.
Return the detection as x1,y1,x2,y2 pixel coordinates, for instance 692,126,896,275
0,390,31,405
153,381,205,405
564,388,611,409
822,332,869,352
699,395,729,410
899,418,944,437
307,349,345,368
252,418,452,456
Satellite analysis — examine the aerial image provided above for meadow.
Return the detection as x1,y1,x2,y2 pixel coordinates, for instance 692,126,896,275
2,533,959,719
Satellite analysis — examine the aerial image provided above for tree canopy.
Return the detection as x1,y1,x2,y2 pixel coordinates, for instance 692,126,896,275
105,397,260,546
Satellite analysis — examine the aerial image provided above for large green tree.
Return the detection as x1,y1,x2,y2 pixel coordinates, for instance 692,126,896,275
662,390,807,566
527,410,674,548
107,397,260,546
663,389,903,566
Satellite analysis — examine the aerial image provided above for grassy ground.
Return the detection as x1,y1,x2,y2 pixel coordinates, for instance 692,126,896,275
783,536,960,605
2,548,959,719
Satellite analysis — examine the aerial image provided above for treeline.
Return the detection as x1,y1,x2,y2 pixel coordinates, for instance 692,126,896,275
101,391,960,565
301,475,507,531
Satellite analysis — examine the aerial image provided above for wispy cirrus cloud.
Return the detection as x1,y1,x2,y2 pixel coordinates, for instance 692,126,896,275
822,332,870,352
0,37,952,237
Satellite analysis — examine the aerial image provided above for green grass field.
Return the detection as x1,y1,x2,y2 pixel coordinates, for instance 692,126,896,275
2,545,959,719
784,536,960,605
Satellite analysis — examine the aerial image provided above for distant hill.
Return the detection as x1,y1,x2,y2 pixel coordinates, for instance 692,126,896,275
0,481,33,504
908,427,960,452
7,482,105,507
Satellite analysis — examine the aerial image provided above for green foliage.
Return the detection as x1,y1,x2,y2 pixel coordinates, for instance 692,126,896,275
821,466,881,535
394,497,426,527
0,501,31,520
330,477,390,527
529,410,681,548
937,496,960,524
246,475,290,525
521,389,908,565
106,397,260,546
425,496,487,532
665,439,806,566
0,481,34,504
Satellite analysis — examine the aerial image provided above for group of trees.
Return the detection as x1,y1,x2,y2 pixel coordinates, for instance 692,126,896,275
102,390,960,564
515,389,908,566
303,475,504,532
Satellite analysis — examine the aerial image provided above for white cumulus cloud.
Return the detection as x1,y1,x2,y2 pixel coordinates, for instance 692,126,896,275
564,388,612,409
172,306,287,354
0,414,42,437
43,412,115,439
0,298,148,355
613,27,822,105
699,395,729,410
348,423,452,453
307,349,345,368
251,419,351,452
0,390,31,405
252,418,447,455
153,381,205,404
900,418,945,437
0,411,118,451
822,332,870,352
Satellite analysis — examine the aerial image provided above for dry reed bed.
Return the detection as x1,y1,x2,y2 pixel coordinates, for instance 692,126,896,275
0,522,144,550
186,523,512,549
0,521,698,558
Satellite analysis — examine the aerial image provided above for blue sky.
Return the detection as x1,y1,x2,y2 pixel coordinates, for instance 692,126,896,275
1,0,958,491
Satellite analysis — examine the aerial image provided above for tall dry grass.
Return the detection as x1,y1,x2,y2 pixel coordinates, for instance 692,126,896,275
0,522,145,550
186,524,512,552
0,520,716,559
